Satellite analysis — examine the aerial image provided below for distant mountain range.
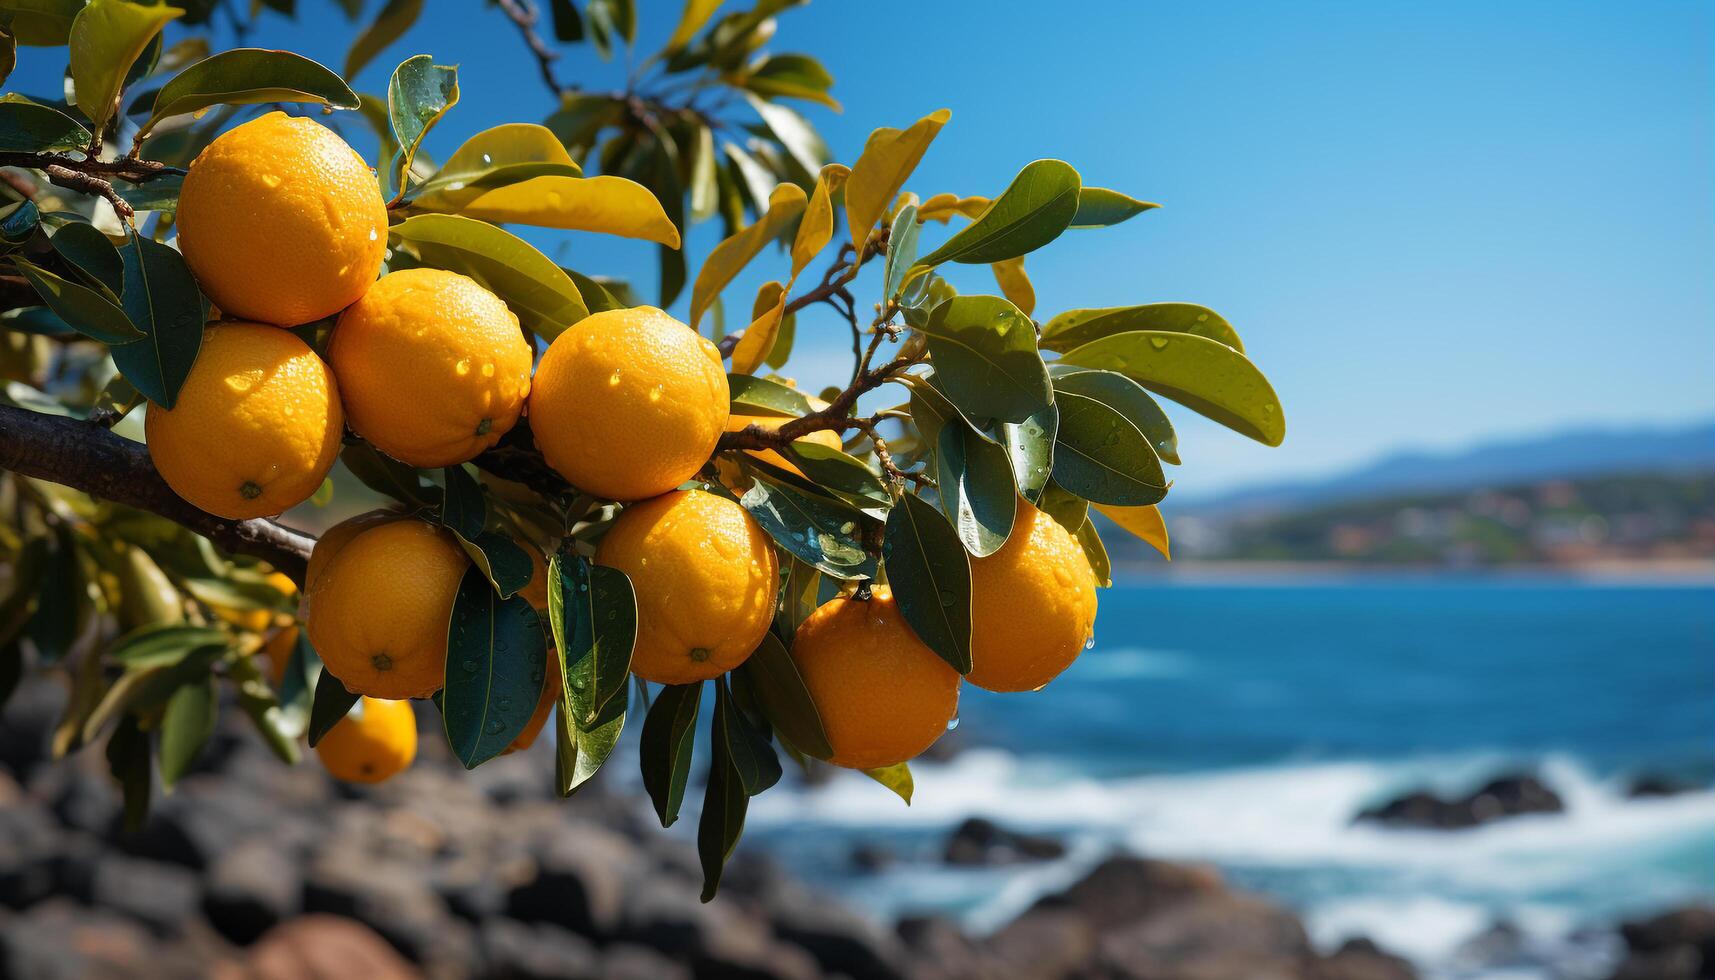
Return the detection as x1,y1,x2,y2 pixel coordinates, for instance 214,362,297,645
1179,418,1715,517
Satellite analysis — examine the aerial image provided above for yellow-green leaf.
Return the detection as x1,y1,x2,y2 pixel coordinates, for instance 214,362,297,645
862,761,913,803
845,108,950,250
689,182,806,329
414,123,583,200
1058,330,1285,446
1040,303,1244,354
390,212,588,338
791,163,848,280
989,256,1034,316
2,0,85,46
918,193,988,224
731,280,784,376
1071,186,1158,229
662,0,721,53
914,159,1081,268
139,48,358,138
69,0,181,136
1095,502,1170,560
440,174,680,245
344,0,421,80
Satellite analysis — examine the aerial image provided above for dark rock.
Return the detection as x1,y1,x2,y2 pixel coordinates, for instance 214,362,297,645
0,898,156,980
598,943,692,980
765,879,906,980
119,780,285,870
896,914,1004,980
505,825,631,936
86,856,202,936
41,766,120,837
1027,854,1226,933
850,842,894,873
238,914,420,980
1609,905,1715,980
942,817,1066,866
303,844,473,969
1091,891,1311,979
985,907,1097,980
203,840,302,945
1311,937,1419,980
0,802,63,909
0,678,65,780
1627,775,1701,799
1354,774,1564,830
477,918,600,979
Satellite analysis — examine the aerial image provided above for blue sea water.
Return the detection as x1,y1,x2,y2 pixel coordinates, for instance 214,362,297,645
745,577,1715,979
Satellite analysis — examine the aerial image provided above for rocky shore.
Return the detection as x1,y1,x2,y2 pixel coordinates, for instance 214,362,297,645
0,681,1705,979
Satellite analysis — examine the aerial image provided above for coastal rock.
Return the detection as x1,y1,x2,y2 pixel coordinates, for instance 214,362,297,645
203,840,303,945
476,917,600,979
1311,938,1419,980
1608,905,1715,980
942,817,1066,866
232,915,419,980
1626,775,1701,799
1354,774,1563,829
86,855,202,936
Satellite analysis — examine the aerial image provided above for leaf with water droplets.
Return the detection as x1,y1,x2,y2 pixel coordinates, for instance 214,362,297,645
882,493,972,674
439,464,488,542
919,294,1052,425
383,54,458,202
639,680,701,827
443,566,547,769
715,675,780,797
1039,303,1243,354
992,402,1057,503
739,477,875,581
1053,369,1179,465
1057,330,1285,447
1050,375,1168,507
555,687,625,797
729,373,813,418
547,551,635,730
935,417,1017,557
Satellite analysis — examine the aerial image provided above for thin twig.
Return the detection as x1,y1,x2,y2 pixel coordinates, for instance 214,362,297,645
495,0,569,97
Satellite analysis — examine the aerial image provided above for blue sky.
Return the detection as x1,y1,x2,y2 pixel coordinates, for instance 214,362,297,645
11,1,1712,494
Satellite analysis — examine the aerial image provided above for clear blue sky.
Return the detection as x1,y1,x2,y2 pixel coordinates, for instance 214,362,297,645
11,1,1712,494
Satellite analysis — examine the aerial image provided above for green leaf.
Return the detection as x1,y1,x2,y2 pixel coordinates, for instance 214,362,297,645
306,667,359,747
715,674,780,796
689,182,806,329
8,256,141,344
729,373,812,417
739,476,875,580
553,687,625,796
743,53,839,109
882,492,972,673
141,48,358,136
2,0,85,46
920,294,1052,425
158,674,217,790
546,552,635,729
0,198,36,245
109,232,204,409
0,93,92,152
409,122,584,212
1037,479,1088,534
105,715,151,834
1075,516,1112,588
233,654,300,765
549,0,583,41
862,761,913,803
994,401,1056,502
390,213,588,339
745,93,826,176
115,172,181,212
915,159,1080,268
344,0,422,80
1054,368,1178,465
935,417,1018,557
738,629,833,760
785,442,890,508
443,566,548,768
1058,330,1285,447
1070,187,1158,229
697,713,749,902
339,441,440,509
68,0,182,136
1050,379,1168,508
49,221,123,297
1039,303,1243,354
384,54,457,199
107,623,225,669
439,464,488,541
456,530,533,599
883,203,920,302
639,680,701,827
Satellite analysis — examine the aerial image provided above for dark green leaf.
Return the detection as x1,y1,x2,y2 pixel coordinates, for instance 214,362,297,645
549,0,583,41
456,529,532,599
0,198,37,244
443,566,548,768
562,268,625,314
391,213,588,339
110,232,205,409
439,464,487,542
729,373,812,417
1039,303,1243,354
915,159,1080,268
884,203,920,302
49,221,123,297
547,552,635,729
882,492,972,673
716,675,780,797
105,715,151,833
141,48,358,135
935,417,1018,557
994,401,1056,502
785,442,889,507
697,717,748,902
107,623,226,669
116,172,181,212
737,630,832,760
8,256,141,344
1051,384,1168,507
739,476,874,580
24,526,78,663
1069,187,1158,229
1075,516,1112,588
0,93,91,152
743,52,838,108
0,27,12,87
1054,368,1178,465
1057,331,1285,446
639,680,700,827
920,294,1052,425
385,54,457,199
158,675,215,788
306,668,359,747
345,0,423,80
339,440,440,509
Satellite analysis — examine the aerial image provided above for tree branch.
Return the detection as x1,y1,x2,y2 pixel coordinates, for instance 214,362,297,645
0,404,315,583
495,0,569,98
0,151,182,226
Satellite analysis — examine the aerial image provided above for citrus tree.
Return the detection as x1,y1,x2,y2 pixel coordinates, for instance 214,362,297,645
0,0,1285,900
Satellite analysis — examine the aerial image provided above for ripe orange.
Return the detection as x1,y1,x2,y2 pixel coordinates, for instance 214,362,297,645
790,587,960,770
259,624,297,685
305,520,468,700
965,498,1098,692
176,112,387,326
722,414,844,478
304,509,403,597
328,269,534,467
529,307,728,501
315,696,418,783
145,322,342,520
594,489,777,685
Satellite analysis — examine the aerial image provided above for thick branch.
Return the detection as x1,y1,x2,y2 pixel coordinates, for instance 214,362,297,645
716,352,922,455
0,404,315,583
0,152,182,226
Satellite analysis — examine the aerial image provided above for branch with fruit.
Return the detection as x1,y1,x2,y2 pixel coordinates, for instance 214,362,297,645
0,0,1283,901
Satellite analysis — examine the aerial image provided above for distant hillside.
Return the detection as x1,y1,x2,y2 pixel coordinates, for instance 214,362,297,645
1180,419,1715,518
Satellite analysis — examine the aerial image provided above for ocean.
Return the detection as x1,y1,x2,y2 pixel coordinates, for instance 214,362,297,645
744,577,1715,979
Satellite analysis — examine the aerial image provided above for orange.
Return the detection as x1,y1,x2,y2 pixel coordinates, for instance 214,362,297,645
145,322,342,520
721,414,844,478
176,112,387,326
790,587,960,770
529,307,728,501
305,520,468,699
965,498,1098,692
211,571,299,634
594,489,777,685
304,509,403,596
328,269,533,467
259,625,297,685
315,696,418,783
505,647,561,754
